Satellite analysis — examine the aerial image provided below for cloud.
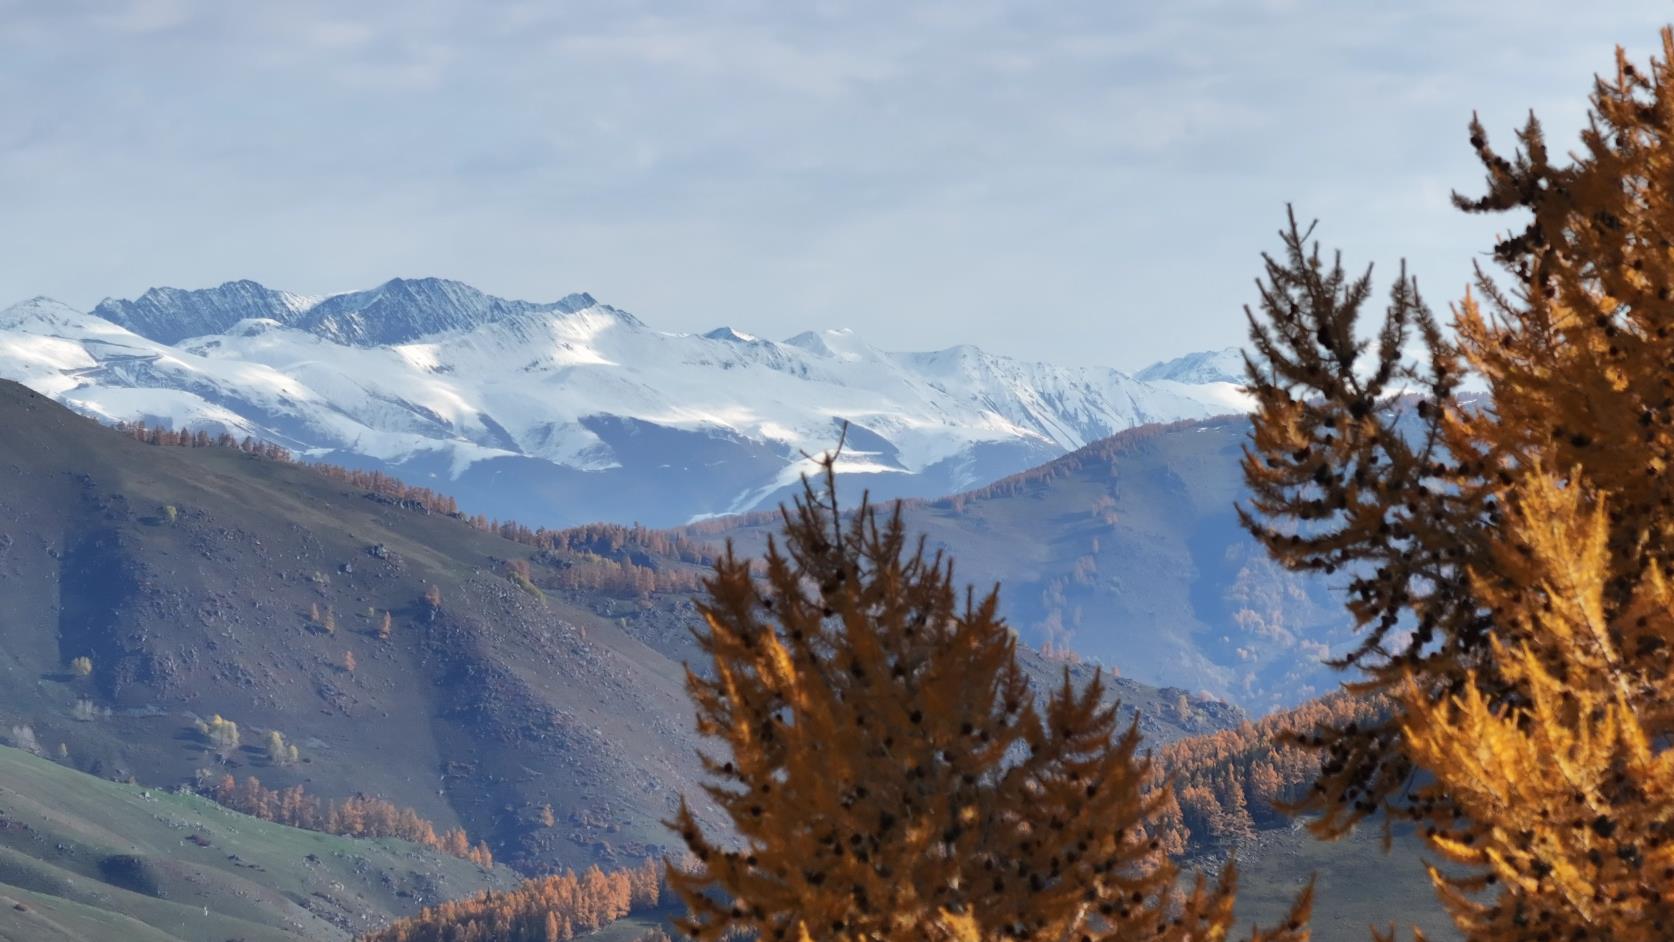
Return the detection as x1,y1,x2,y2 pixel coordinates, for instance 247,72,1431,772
1,0,1671,369
555,19,903,99
91,0,196,33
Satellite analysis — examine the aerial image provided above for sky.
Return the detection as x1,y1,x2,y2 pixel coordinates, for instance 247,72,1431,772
2,1,1672,370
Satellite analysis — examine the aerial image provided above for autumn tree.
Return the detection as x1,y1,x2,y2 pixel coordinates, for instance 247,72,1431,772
1392,476,1674,939
266,729,299,766
206,773,490,866
1241,26,1674,941
668,451,1310,942
361,860,661,942
197,714,241,754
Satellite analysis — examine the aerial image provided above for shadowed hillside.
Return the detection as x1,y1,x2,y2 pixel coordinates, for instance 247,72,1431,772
681,416,1352,712
0,380,1234,877
0,379,719,874
0,380,1462,940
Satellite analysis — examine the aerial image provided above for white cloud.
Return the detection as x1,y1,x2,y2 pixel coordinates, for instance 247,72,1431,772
1,0,1670,369
554,20,903,99
91,0,195,33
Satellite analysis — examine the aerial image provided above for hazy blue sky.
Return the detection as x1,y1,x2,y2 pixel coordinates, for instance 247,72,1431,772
2,1,1671,369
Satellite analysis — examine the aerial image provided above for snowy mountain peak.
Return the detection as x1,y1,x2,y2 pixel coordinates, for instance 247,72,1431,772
704,326,760,343
1136,347,1246,385
781,330,831,354
0,278,1255,527
91,278,632,349
300,277,527,345
93,280,316,345
8,296,76,314
1,296,93,328
554,291,598,312
781,327,871,361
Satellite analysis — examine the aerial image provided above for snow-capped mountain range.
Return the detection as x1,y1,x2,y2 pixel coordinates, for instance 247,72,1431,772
0,278,1249,527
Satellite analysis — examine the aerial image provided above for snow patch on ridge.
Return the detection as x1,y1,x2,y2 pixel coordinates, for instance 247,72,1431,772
0,282,1256,524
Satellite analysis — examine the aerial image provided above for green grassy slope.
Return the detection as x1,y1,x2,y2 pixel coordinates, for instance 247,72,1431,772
0,744,516,942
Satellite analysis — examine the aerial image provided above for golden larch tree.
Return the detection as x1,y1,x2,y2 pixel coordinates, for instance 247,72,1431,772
1241,25,1674,942
669,452,1310,942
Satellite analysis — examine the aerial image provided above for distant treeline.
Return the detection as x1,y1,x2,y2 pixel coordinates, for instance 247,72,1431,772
361,858,665,942
116,420,711,595
204,773,494,868
1151,690,1389,853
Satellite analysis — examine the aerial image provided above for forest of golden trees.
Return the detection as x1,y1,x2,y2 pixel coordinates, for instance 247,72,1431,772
1151,691,1388,854
204,774,493,868
361,859,664,942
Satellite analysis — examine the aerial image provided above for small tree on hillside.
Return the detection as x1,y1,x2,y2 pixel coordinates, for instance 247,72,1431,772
197,714,240,755
669,451,1310,942
266,729,300,766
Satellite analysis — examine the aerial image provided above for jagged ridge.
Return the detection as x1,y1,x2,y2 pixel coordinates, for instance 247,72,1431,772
0,280,1250,527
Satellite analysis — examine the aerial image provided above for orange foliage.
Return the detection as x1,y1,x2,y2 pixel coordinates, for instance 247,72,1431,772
1152,691,1388,853
206,774,492,868
361,859,663,942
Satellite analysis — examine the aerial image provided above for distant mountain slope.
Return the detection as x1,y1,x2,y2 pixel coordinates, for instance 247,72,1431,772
680,415,1352,711
0,281,1247,527
1135,346,1245,384
0,380,1233,878
0,381,1448,941
0,744,517,942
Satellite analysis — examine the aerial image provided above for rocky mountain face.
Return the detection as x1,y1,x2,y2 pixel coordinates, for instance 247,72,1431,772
92,280,319,345
0,279,1247,527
